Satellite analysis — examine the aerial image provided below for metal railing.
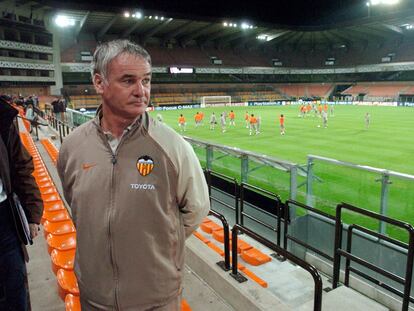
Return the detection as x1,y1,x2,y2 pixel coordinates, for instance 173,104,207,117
307,155,414,238
208,209,231,271
239,182,283,247
185,136,302,202
333,203,414,311
46,114,74,143
205,170,239,221
284,200,337,261
231,224,323,311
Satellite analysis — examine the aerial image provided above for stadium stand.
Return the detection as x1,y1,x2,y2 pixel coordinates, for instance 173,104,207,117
341,83,414,101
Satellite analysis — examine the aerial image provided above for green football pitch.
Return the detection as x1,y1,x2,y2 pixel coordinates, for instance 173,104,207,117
149,104,414,241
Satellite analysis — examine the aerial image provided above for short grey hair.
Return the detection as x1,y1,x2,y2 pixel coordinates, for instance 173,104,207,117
91,39,151,80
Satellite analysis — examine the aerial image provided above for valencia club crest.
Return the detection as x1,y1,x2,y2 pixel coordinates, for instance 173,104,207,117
136,156,154,176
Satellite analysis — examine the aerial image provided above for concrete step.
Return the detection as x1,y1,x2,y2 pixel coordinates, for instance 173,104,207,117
297,286,389,311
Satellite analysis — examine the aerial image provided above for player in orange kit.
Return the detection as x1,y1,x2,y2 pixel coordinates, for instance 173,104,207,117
249,114,258,135
279,114,285,135
229,110,236,126
178,114,186,132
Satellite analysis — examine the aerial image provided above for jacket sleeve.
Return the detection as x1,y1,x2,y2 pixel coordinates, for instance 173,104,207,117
176,141,210,238
56,141,76,223
9,124,43,224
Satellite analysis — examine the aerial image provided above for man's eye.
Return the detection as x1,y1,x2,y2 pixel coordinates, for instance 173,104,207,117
142,78,150,85
124,79,133,84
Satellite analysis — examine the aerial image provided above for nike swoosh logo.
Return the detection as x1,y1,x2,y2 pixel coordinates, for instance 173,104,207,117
82,163,96,170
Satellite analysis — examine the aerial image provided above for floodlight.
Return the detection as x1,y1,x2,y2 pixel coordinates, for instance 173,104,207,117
55,15,75,27
155,16,158,20
160,16,164,20
241,22,249,29
134,11,143,19
223,22,228,27
149,15,152,19
233,23,237,27
124,11,130,18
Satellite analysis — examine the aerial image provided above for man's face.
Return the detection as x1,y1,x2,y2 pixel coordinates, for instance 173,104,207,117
93,53,152,120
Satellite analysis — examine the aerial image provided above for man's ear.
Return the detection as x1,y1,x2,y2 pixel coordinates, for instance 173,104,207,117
93,73,105,95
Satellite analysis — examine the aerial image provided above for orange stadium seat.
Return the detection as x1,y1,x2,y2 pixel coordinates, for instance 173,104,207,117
231,239,253,254
46,232,76,254
42,209,70,224
43,219,75,238
57,269,79,301
212,229,230,243
43,201,66,212
41,193,61,203
240,248,271,266
181,299,192,311
51,249,75,275
200,221,222,234
36,176,53,184
65,294,81,311
39,186,58,195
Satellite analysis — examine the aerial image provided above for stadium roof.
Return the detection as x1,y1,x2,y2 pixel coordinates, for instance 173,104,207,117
3,0,414,51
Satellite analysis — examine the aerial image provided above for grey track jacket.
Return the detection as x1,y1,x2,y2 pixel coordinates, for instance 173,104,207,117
57,111,210,310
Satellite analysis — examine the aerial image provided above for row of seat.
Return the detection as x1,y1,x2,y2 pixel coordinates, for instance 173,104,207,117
19,132,80,310
194,218,270,288
40,139,58,165
38,136,192,311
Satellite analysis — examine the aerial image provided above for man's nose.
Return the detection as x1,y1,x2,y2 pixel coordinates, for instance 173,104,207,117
133,82,144,96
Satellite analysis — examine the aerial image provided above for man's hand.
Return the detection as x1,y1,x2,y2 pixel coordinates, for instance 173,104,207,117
29,223,40,239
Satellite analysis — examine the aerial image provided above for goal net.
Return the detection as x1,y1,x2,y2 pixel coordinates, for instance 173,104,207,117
201,95,231,107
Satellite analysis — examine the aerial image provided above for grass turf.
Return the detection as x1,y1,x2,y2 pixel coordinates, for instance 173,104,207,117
149,104,414,241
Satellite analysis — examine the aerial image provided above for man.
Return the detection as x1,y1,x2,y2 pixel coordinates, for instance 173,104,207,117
178,114,186,132
279,114,285,135
210,112,217,130
249,113,258,136
365,112,370,129
0,97,43,311
194,111,201,127
321,110,328,128
220,112,226,133
229,110,235,126
57,39,210,311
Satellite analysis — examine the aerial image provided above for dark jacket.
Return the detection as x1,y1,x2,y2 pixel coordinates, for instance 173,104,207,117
0,99,43,226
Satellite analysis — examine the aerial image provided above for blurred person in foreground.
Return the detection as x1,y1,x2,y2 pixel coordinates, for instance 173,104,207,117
0,96,43,311
57,39,210,311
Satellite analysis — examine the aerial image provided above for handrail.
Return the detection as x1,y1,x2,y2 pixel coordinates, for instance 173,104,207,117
239,182,283,246
333,202,414,311
208,210,231,271
284,200,336,261
231,224,323,311
204,170,239,223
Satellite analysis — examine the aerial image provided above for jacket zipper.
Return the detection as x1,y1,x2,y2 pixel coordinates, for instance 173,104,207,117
108,152,120,311
102,129,136,311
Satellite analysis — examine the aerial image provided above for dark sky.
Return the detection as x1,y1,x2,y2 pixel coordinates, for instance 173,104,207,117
46,0,407,26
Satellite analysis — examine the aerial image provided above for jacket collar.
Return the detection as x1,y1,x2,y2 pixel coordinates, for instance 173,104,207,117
93,104,149,134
